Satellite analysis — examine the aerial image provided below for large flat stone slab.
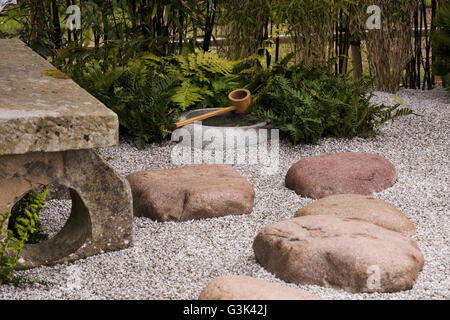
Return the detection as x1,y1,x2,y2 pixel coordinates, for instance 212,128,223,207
295,194,416,236
253,215,423,293
126,164,255,221
198,275,321,300
285,152,397,199
0,39,118,155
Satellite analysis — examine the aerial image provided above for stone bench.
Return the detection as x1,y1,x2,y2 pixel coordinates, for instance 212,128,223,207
0,39,133,269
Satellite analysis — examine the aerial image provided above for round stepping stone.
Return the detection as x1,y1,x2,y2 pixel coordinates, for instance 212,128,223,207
295,194,415,236
198,275,321,300
253,215,424,293
285,152,397,199
126,164,255,221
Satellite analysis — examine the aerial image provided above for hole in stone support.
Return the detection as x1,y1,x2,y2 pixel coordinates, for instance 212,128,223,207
1,149,132,269
36,198,71,241
16,188,92,269
7,186,51,245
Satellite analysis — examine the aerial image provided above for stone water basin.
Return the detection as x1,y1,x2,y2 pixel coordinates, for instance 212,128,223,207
174,108,268,149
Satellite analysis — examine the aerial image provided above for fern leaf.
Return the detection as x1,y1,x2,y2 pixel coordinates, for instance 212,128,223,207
171,82,212,110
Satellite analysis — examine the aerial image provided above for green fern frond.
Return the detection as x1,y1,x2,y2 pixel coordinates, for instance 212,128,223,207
174,52,235,76
171,82,213,110
198,52,235,75
375,105,419,126
1,187,49,285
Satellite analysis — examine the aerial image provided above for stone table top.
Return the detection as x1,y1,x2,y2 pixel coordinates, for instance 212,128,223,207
0,39,118,155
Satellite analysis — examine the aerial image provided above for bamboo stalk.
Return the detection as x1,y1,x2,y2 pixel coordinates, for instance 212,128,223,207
174,106,237,128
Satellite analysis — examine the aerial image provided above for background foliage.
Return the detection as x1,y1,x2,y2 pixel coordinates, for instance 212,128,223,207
362,0,420,93
69,51,242,148
246,56,416,144
0,0,442,146
432,0,450,88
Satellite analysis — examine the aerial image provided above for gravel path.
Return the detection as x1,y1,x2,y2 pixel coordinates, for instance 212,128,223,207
0,87,448,300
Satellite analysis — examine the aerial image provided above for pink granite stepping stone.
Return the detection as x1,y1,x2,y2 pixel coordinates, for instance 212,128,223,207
198,275,321,300
285,152,397,199
126,164,255,221
253,216,424,293
295,194,415,236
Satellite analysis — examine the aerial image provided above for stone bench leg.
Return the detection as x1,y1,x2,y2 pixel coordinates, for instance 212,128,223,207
0,149,133,269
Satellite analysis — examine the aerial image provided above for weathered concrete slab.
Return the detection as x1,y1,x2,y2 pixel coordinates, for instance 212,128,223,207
0,39,118,155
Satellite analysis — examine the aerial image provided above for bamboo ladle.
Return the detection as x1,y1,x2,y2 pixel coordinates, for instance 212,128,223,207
174,88,252,128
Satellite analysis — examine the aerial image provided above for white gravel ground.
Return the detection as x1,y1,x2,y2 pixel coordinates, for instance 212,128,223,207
0,87,448,300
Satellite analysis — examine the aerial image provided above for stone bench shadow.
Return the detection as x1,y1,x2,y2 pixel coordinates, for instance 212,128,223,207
0,39,133,269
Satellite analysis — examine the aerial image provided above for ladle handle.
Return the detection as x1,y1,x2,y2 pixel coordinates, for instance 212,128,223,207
174,106,236,128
